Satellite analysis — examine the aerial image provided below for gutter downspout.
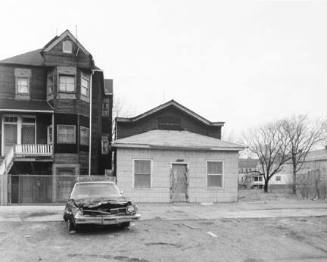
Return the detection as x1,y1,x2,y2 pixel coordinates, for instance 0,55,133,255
88,71,94,177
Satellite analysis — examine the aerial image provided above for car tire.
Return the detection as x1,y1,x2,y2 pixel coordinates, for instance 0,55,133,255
67,219,77,233
120,222,130,228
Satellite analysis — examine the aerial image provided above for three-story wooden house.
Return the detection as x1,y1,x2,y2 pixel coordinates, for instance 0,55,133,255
0,30,113,204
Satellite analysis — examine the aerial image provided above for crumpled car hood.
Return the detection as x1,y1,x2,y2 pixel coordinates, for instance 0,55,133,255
72,196,131,209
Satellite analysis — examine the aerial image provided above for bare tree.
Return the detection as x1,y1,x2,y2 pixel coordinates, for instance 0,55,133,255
281,115,326,194
244,121,291,192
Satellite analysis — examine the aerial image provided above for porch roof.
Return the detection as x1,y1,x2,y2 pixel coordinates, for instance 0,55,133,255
113,130,245,151
0,99,53,113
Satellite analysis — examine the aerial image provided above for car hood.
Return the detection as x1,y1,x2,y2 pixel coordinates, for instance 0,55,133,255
72,196,131,209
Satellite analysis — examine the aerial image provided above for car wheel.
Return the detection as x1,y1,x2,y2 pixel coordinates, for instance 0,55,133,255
67,219,77,233
120,222,130,228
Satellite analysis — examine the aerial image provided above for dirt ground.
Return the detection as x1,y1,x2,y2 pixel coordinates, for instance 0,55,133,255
1,216,327,262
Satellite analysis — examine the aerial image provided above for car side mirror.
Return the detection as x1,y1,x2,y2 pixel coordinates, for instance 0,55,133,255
120,190,124,195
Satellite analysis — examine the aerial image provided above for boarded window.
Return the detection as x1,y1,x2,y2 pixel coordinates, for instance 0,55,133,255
80,126,89,146
16,77,29,94
57,125,76,144
134,160,151,188
81,73,90,97
59,75,75,92
207,161,223,187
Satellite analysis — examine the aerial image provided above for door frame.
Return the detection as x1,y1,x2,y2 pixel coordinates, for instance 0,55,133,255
170,162,189,202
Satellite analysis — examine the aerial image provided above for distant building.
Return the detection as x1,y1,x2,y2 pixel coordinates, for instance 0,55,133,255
113,100,244,202
0,30,113,205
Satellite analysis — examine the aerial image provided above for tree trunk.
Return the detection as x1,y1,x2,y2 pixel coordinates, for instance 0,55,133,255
263,180,269,193
292,168,297,194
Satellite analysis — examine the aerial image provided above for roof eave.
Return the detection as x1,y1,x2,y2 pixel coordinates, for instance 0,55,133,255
112,143,244,152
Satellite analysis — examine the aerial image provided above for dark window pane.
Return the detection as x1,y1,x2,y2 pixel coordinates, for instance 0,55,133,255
207,162,223,174
208,175,222,187
135,160,151,174
135,174,151,188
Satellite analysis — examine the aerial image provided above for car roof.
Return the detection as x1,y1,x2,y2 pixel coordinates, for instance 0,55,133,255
75,181,115,185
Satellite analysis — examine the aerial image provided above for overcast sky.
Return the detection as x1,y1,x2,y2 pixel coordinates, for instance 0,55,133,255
1,0,326,139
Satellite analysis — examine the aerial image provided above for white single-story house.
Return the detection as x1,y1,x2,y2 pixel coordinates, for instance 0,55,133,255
113,130,244,203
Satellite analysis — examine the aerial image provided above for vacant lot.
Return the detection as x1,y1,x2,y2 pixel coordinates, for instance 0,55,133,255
1,216,327,262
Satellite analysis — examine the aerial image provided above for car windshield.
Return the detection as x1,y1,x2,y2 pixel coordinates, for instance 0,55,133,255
70,183,121,200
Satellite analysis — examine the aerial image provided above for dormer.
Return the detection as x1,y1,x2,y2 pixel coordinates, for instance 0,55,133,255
41,30,94,69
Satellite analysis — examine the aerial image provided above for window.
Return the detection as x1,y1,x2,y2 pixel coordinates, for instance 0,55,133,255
101,136,109,154
16,77,29,95
207,161,223,187
276,176,281,182
80,126,89,146
59,75,75,92
102,98,110,117
81,73,90,97
134,160,151,188
47,72,53,95
47,125,53,144
63,40,73,53
57,125,76,144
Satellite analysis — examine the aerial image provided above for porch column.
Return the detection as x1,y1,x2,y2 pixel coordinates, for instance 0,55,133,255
52,165,56,202
0,174,8,205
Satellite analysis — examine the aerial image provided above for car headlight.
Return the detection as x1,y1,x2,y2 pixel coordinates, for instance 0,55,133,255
126,205,135,213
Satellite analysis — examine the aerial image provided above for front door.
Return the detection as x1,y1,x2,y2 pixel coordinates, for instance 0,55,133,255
3,123,17,155
170,164,188,202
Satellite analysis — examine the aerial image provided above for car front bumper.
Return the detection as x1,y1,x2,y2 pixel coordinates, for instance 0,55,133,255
74,213,141,225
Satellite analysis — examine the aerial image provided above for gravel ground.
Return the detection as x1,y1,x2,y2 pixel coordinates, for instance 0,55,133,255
1,216,327,262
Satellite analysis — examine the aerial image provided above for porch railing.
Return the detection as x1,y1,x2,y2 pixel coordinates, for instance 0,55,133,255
15,144,53,156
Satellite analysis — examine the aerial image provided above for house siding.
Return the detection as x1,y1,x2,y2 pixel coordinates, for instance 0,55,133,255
116,148,239,203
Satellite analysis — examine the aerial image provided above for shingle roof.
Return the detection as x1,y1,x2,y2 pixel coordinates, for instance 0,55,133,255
0,49,44,66
116,100,225,126
104,79,113,95
0,99,53,112
113,130,245,151
305,149,327,162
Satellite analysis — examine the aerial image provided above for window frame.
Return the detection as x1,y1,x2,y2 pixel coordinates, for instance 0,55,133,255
206,160,224,188
275,175,281,182
133,159,152,189
57,124,76,144
58,74,76,93
62,40,73,54
79,126,89,146
15,76,30,96
80,73,90,97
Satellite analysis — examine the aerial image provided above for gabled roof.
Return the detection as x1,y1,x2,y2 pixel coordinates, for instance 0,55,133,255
0,30,93,67
305,149,327,162
42,30,90,56
104,79,113,95
116,100,224,126
113,130,244,151
0,49,43,66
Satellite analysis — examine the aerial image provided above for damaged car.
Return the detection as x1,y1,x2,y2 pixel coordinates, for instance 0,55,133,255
63,181,140,232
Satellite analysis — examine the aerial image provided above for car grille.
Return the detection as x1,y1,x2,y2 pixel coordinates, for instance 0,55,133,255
109,207,127,215
83,207,127,216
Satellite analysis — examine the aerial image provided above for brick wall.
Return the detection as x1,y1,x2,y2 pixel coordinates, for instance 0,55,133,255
116,148,239,203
